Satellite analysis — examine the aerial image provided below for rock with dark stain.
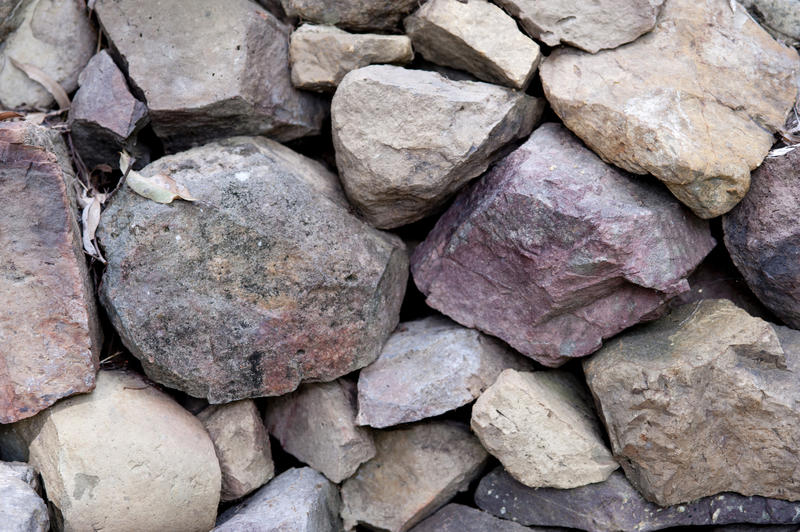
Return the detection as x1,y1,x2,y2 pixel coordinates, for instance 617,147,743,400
279,0,419,32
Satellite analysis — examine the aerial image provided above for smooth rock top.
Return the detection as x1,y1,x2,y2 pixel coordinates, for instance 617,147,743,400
0,461,48,532
332,65,543,229
279,0,418,32
541,0,800,218
412,123,714,366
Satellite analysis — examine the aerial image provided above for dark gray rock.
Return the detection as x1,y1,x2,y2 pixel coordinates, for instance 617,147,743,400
411,503,532,532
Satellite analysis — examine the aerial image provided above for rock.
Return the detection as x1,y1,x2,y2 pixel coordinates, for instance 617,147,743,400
98,136,408,402
94,0,325,150
197,400,274,501
264,379,375,483
356,316,532,428
584,299,800,505
0,461,48,532
742,0,800,45
0,0,94,109
0,122,101,423
279,0,418,32
289,24,413,92
404,0,542,90
723,148,800,328
540,0,800,218
411,123,714,367
410,503,532,532
471,369,617,489
341,421,488,531
476,467,800,532
332,65,544,229
68,51,149,171
0,371,221,532
0,0,32,41
214,467,341,532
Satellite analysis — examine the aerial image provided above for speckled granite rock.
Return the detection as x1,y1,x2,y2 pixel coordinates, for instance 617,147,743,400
0,461,48,532
279,0,418,32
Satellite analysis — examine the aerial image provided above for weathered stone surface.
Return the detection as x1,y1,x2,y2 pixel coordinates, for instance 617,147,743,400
584,299,800,505
410,503,531,532
332,65,543,229
0,122,101,424
540,0,800,218
723,148,800,328
289,24,413,92
412,123,714,367
264,379,375,483
476,467,800,532
197,400,274,502
214,467,341,532
471,369,617,489
94,0,325,150
0,0,31,41
0,0,94,109
279,0,418,32
341,421,488,531
0,461,48,532
98,136,407,402
742,0,800,45
357,316,532,428
404,0,541,90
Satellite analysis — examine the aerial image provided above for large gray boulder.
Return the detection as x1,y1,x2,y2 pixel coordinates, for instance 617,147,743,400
0,461,48,532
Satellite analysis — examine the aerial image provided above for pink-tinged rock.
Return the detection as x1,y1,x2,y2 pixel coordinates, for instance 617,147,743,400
411,123,714,366
0,122,101,423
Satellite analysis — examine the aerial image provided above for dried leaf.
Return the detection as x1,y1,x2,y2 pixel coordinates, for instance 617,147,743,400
78,188,107,263
24,112,47,125
9,57,70,109
767,144,799,157
0,111,22,121
119,151,197,204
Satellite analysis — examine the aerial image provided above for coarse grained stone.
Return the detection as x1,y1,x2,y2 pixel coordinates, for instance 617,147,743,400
411,123,714,366
0,461,48,532
410,503,534,532
0,0,31,41
741,0,800,45
279,0,418,32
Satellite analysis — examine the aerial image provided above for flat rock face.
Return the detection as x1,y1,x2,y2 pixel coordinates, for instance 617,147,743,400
0,461,48,532
471,369,618,489
540,0,800,219
264,380,375,483
724,149,800,328
357,317,532,428
332,65,543,229
404,0,542,90
94,0,325,150
411,503,531,532
584,300,800,505
279,0,418,32
411,123,714,367
0,122,101,423
341,421,488,532
289,24,413,92
98,136,407,402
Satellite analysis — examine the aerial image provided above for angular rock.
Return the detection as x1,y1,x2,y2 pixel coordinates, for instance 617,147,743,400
98,136,407,402
214,467,341,532
411,123,714,367
289,24,413,92
742,0,800,45
723,148,800,328
0,0,94,109
411,503,531,532
0,0,31,41
279,0,418,32
332,65,544,229
0,461,48,532
341,421,488,531
0,122,101,423
356,316,532,428
540,0,800,218
404,0,542,90
94,0,325,150
264,380,375,483
584,299,800,505
197,400,274,502
471,369,618,489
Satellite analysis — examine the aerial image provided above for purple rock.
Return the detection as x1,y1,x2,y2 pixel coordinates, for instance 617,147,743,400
410,503,538,532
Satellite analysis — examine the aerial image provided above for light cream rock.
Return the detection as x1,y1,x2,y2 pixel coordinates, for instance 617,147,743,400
540,0,800,219
290,24,413,92
471,369,618,489
197,400,274,502
404,0,541,89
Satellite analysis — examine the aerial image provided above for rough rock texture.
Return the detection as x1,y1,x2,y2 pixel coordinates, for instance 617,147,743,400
471,369,618,489
264,380,375,483
197,400,274,502
279,0,418,32
68,51,149,171
332,65,543,229
98,136,408,402
476,468,800,532
742,0,800,44
411,123,714,367
0,461,48,532
0,0,94,109
341,421,488,531
411,503,532,532
0,122,101,423
289,24,413,92
0,371,221,532
357,316,532,428
723,148,800,328
0,0,31,41
214,467,341,532
584,299,800,505
94,0,325,150
404,0,542,90
540,0,800,218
